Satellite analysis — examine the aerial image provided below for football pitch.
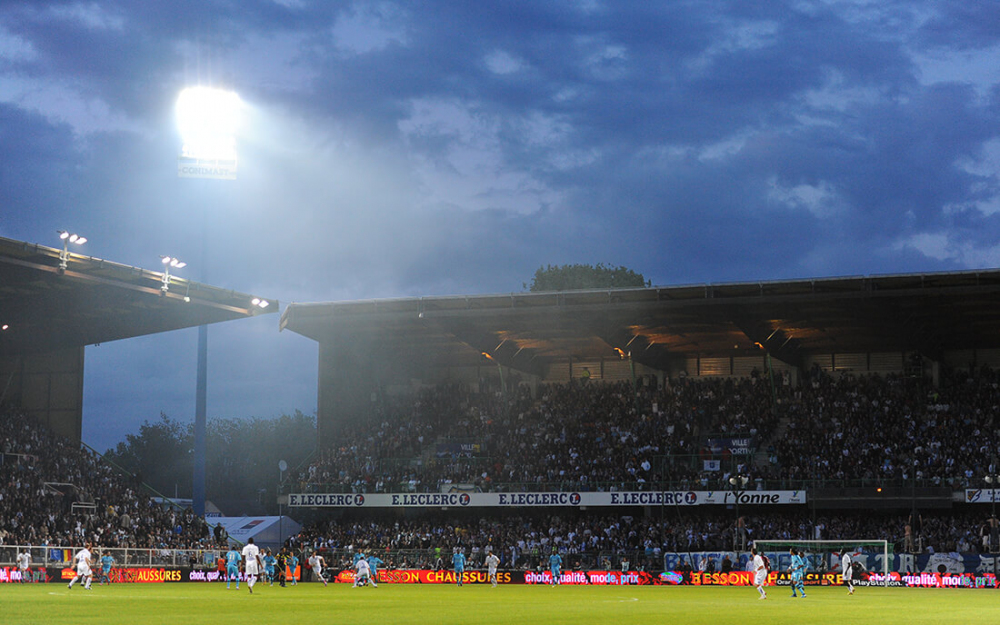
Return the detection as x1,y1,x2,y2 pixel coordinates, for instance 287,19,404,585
4,583,996,625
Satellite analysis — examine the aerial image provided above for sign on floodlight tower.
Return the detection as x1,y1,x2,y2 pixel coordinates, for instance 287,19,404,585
176,86,241,180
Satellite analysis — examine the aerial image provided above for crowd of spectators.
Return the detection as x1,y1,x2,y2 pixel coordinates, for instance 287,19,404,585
299,366,1000,493
287,507,996,570
771,367,1000,488
3,365,999,565
298,376,780,493
0,407,223,551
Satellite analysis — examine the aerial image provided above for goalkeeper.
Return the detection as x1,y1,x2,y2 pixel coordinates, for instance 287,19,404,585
788,548,806,598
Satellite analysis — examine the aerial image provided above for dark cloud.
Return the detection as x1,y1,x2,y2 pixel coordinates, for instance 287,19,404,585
0,105,82,237
2,1,999,449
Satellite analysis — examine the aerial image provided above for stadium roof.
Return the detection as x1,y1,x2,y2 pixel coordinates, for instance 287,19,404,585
0,236,277,355
280,270,1000,375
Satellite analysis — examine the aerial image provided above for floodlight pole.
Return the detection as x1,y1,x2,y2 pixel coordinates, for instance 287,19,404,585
278,461,286,549
177,86,240,519
194,322,208,517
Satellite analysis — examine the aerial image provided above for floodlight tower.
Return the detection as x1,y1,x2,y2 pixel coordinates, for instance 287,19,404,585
177,86,241,179
176,86,242,517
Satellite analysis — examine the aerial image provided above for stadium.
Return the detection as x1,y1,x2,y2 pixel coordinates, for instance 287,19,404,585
4,4,1000,625
4,232,1000,622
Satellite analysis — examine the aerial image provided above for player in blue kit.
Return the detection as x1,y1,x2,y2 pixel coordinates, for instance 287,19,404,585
99,552,115,585
789,548,807,598
288,552,299,586
549,550,563,586
366,554,384,588
452,548,467,586
226,546,242,589
263,549,277,586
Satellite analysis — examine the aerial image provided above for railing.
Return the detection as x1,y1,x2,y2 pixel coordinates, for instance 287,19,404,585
286,474,971,495
290,453,756,494
0,545,659,573
316,547,660,571
0,545,223,569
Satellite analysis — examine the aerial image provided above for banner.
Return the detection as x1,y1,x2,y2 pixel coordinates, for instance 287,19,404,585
706,437,754,455
288,490,807,508
523,570,661,585
8,565,998,587
177,156,236,180
965,489,1000,503
687,571,755,586
59,567,183,583
332,569,511,585
0,567,44,583
329,569,661,585
435,443,482,457
872,572,997,589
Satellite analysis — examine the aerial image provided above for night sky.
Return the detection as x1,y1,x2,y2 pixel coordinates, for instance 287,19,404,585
2,1,999,451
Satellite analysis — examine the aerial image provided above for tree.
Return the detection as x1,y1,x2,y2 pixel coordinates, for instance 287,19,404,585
525,263,651,292
104,413,192,498
204,410,317,511
104,410,317,510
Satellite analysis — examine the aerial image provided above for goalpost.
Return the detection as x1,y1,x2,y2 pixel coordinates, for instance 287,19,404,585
752,539,892,588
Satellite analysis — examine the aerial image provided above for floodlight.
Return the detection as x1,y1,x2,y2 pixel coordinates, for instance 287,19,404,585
57,230,87,270
1,324,8,331
176,86,242,162
251,297,270,309
159,256,186,293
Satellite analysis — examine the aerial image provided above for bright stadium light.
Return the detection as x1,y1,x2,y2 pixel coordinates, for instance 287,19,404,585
176,86,241,179
57,230,87,271
159,255,187,293
251,297,270,309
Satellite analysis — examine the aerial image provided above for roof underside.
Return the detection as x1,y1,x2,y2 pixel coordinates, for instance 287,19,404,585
0,236,277,355
281,271,1000,374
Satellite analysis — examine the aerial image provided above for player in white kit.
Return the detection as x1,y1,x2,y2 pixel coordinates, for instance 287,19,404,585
841,552,854,595
750,547,767,600
354,557,371,587
242,537,262,594
68,543,93,590
309,553,328,586
17,550,31,583
486,551,500,587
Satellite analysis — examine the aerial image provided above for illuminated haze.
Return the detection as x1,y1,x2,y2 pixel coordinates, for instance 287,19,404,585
0,1,998,450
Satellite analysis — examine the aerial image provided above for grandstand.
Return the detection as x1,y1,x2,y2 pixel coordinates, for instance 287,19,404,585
0,235,277,440
0,235,275,577
280,270,1000,446
4,248,1000,585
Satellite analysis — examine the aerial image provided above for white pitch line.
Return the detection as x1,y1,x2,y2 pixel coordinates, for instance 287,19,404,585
49,591,198,599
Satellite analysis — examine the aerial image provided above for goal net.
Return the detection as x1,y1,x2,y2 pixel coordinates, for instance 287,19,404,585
752,539,892,588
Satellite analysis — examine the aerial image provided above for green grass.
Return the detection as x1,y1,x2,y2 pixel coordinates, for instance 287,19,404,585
3,582,997,625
